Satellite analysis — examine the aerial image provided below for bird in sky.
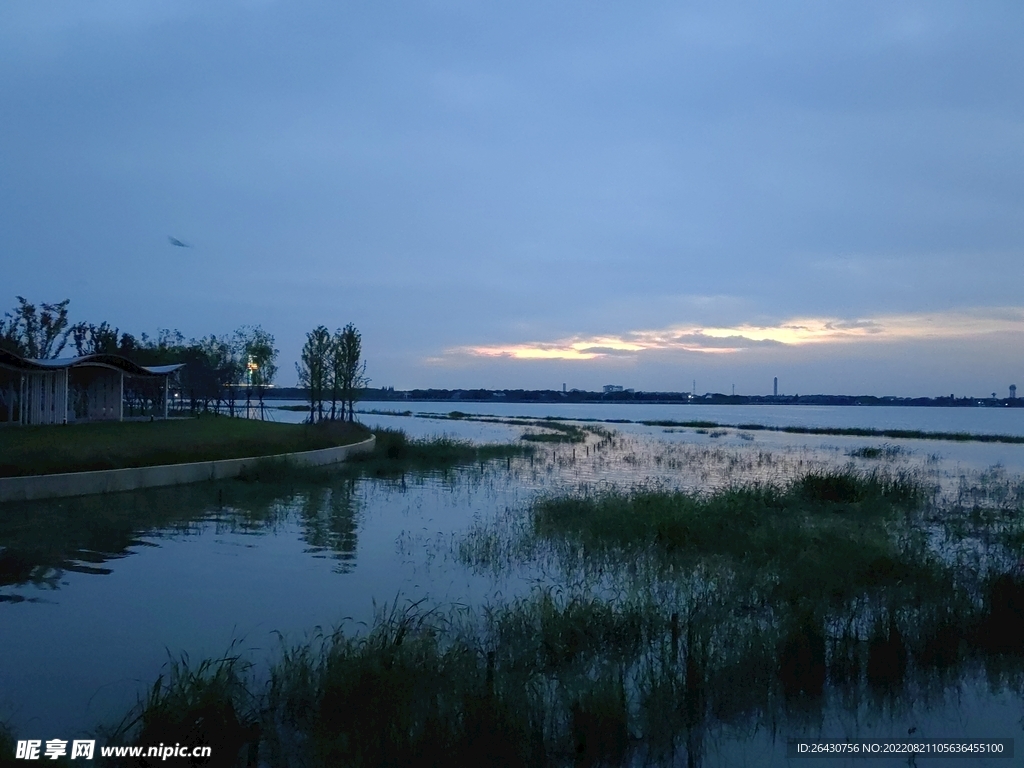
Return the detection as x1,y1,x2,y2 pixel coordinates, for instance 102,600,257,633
167,236,191,248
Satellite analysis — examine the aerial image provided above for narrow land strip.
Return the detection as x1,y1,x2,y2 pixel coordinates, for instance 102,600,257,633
359,408,1024,444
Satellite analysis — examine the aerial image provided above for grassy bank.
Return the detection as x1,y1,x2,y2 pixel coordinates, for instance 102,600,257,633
0,417,370,477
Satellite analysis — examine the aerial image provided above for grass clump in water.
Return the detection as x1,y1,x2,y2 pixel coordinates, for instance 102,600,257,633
848,444,903,460
532,469,930,606
521,422,588,443
344,428,532,477
236,427,532,482
103,650,260,766
266,601,543,768
642,420,721,429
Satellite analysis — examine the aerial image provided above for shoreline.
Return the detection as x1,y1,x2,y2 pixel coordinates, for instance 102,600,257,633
0,435,375,503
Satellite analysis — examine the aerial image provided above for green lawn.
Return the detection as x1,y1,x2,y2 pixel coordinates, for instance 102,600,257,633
0,417,371,477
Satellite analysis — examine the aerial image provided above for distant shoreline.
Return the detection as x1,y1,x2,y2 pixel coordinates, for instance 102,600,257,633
261,387,1024,408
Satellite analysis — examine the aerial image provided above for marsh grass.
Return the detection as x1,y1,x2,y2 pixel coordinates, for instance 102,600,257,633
411,410,616,445
654,420,1024,444
432,412,1024,445
642,420,720,429
528,469,932,606
102,648,260,767
521,422,588,443
98,578,1024,768
848,444,903,459
147,595,807,767
265,600,546,768
0,723,18,767
343,428,533,477
234,429,533,484
452,460,1024,760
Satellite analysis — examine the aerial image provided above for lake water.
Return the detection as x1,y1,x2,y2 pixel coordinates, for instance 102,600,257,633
358,400,1024,436
2,404,1024,765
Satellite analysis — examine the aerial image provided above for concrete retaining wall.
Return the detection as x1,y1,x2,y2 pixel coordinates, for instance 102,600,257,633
0,435,376,503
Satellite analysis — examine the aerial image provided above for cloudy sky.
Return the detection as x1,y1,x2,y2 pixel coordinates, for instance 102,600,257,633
2,1,1022,396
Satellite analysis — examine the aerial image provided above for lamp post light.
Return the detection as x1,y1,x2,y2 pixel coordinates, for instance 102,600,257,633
246,356,259,417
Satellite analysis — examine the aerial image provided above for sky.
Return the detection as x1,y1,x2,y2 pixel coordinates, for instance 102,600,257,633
2,0,1022,396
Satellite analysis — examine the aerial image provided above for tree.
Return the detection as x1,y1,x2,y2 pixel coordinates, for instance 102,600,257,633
328,330,343,422
71,321,122,355
236,325,278,419
296,326,332,423
177,340,220,414
0,297,72,358
333,323,367,422
209,335,244,416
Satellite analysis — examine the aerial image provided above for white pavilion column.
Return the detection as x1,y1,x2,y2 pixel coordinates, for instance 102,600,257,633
118,371,124,421
163,377,169,419
61,369,69,424
28,374,37,424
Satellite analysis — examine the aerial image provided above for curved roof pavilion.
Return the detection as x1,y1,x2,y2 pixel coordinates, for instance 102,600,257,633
0,350,184,425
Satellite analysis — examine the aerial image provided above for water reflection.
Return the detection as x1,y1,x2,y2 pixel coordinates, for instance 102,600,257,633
0,478,365,599
0,486,206,595
295,479,360,572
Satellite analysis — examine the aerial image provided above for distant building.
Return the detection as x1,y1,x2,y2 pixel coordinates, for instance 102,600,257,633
603,385,624,393
773,377,778,397
1012,385,1018,400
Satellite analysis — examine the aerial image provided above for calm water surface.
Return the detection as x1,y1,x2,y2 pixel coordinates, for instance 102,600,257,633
356,400,1024,436
2,409,1023,766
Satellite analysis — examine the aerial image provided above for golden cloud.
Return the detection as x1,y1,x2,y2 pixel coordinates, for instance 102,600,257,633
444,308,1024,362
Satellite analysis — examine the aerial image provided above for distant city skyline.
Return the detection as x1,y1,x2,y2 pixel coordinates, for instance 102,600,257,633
2,2,1022,397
